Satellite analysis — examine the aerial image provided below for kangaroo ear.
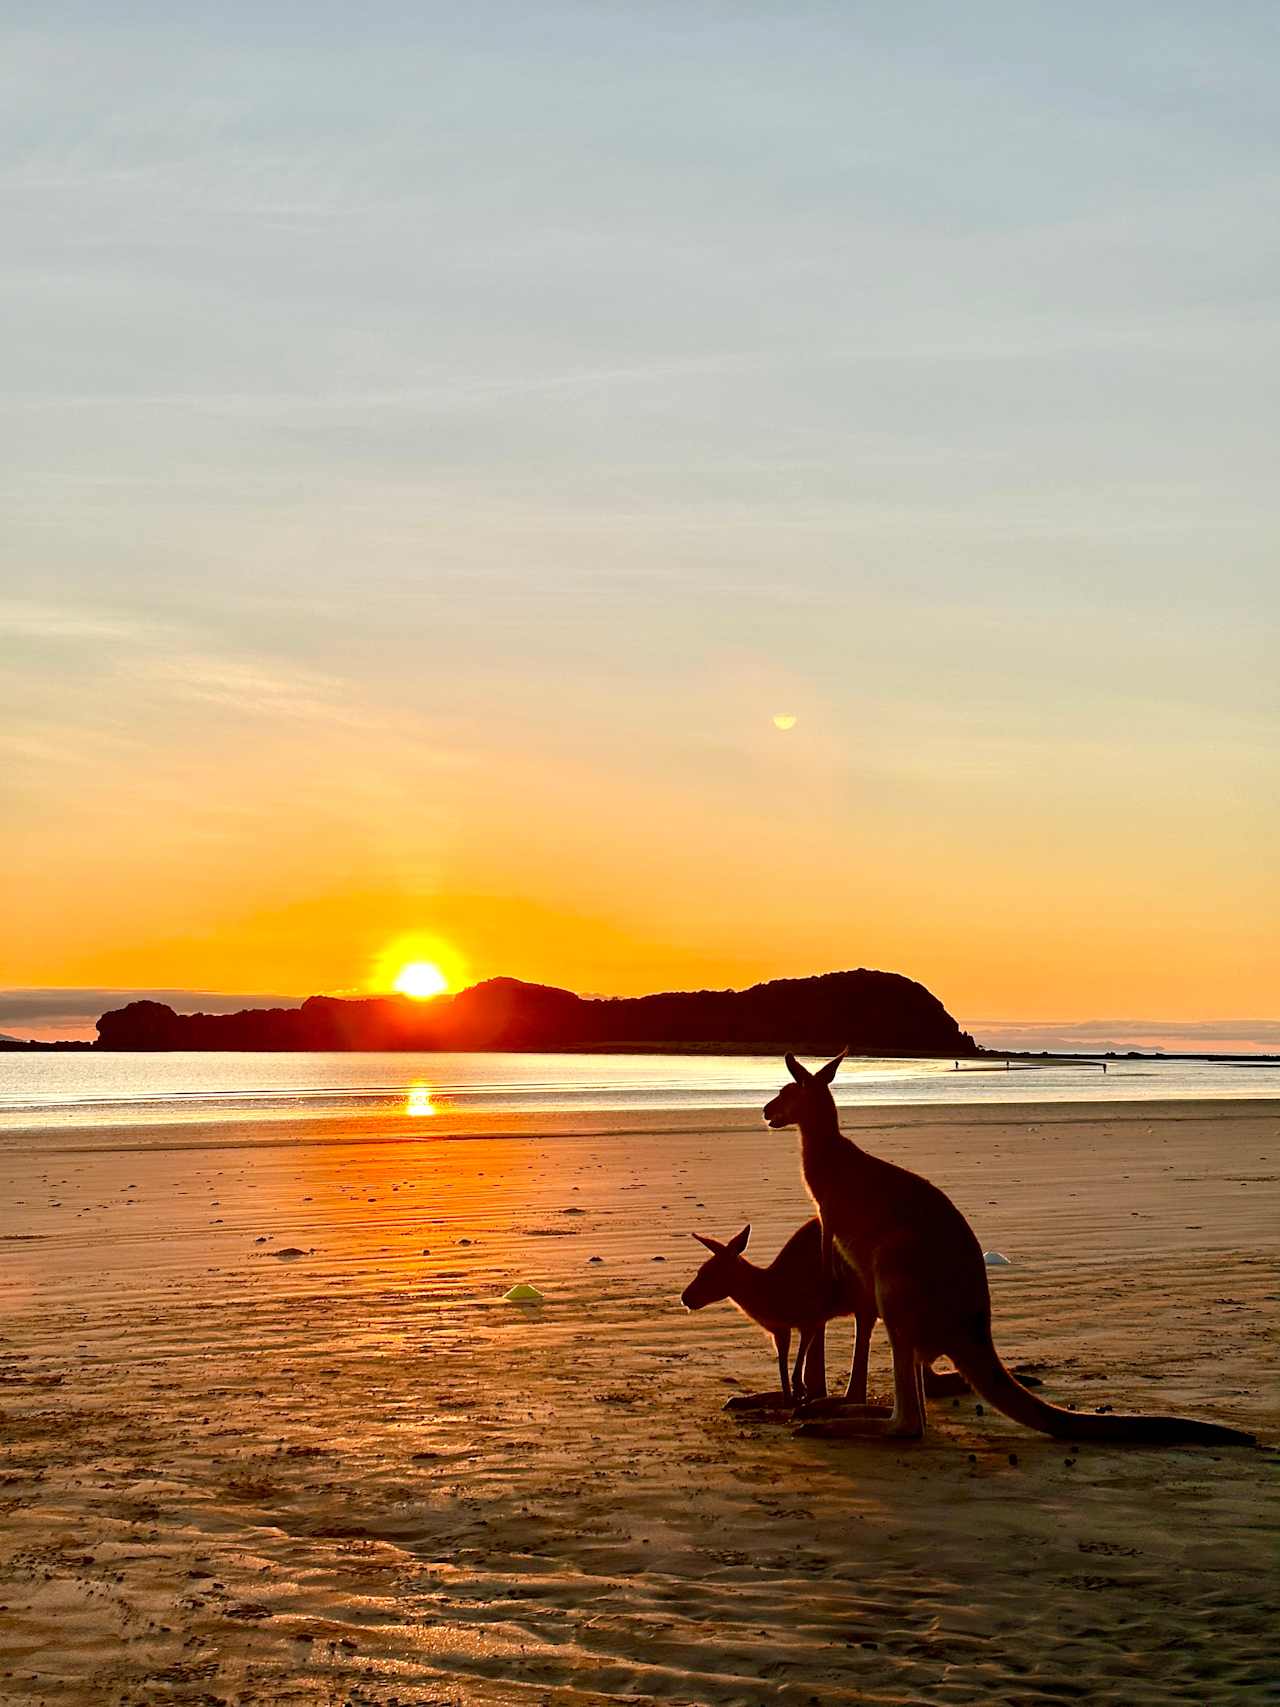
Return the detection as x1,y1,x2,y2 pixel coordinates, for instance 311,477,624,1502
726,1223,751,1255
785,1053,810,1083
692,1233,722,1254
815,1049,846,1086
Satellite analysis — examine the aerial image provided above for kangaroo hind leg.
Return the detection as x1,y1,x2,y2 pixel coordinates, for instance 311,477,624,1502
846,1303,874,1403
885,1317,926,1439
775,1328,792,1401
790,1332,809,1404
795,1317,925,1441
794,1303,882,1418
800,1324,827,1403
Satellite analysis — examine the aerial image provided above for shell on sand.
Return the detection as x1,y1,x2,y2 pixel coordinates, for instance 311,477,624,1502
983,1250,1012,1266
503,1282,545,1302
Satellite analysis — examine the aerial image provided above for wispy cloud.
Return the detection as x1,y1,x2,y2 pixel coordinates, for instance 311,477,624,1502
968,1018,1280,1055
141,655,356,723
137,651,477,757
0,600,168,644
0,988,303,1042
1,350,768,418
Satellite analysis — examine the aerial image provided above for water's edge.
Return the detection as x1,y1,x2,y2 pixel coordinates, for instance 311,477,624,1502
2,1049,1274,1139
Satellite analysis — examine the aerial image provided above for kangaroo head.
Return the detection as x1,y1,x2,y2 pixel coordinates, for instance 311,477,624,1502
680,1224,751,1309
763,1050,845,1128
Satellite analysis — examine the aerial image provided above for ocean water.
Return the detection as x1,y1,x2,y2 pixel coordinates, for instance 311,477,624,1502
0,1049,1273,1137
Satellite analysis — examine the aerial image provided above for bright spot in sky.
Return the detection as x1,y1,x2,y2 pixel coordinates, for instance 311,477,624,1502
394,961,449,999
772,713,798,731
406,1086,436,1117
371,934,468,998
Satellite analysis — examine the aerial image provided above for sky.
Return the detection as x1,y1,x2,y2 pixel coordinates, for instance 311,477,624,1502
3,4,1277,1045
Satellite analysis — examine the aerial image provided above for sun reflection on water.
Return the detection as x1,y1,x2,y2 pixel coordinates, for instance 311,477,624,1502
406,1086,436,1118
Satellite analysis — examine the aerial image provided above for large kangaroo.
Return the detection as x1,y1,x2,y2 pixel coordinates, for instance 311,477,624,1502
765,1052,1256,1446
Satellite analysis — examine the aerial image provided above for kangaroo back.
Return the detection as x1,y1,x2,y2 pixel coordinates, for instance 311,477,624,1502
771,1218,867,1326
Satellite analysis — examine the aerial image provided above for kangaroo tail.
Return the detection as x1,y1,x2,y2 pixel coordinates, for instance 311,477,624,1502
949,1324,1256,1447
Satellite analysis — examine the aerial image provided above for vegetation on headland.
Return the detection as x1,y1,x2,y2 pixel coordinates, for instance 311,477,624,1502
90,970,977,1055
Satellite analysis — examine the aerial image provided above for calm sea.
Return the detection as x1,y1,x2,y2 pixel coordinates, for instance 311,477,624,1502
0,1050,1274,1137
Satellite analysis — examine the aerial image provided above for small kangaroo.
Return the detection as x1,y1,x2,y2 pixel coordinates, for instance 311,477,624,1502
680,1219,970,1410
680,1220,874,1407
766,1051,1256,1446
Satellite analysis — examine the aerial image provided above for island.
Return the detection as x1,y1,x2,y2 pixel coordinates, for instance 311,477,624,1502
93,969,978,1056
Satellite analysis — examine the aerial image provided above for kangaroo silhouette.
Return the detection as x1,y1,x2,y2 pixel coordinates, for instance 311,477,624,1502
765,1051,1256,1446
681,1219,970,1410
681,1220,873,1407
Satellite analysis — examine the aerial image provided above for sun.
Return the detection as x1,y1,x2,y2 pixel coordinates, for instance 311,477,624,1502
393,961,449,1000
369,933,468,999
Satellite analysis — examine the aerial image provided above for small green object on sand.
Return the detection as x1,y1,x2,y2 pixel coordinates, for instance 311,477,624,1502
502,1282,544,1303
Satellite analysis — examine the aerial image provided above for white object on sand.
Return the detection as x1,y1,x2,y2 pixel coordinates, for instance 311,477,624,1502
983,1250,1012,1267
502,1282,545,1303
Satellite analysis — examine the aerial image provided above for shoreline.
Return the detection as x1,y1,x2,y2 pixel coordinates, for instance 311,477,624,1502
18,1040,977,1055
5,1036,1279,1065
5,1097,1280,1153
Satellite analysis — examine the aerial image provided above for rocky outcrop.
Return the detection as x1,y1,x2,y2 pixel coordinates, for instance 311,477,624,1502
94,970,976,1056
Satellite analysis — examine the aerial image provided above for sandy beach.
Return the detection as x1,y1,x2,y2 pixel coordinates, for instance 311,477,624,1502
1,1097,1276,1705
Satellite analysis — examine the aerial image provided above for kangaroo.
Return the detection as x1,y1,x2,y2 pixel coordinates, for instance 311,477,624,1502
681,1219,971,1410
765,1052,1256,1446
680,1220,874,1407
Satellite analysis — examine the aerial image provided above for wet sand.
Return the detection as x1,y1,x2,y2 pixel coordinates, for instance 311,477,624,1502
1,1098,1277,1705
